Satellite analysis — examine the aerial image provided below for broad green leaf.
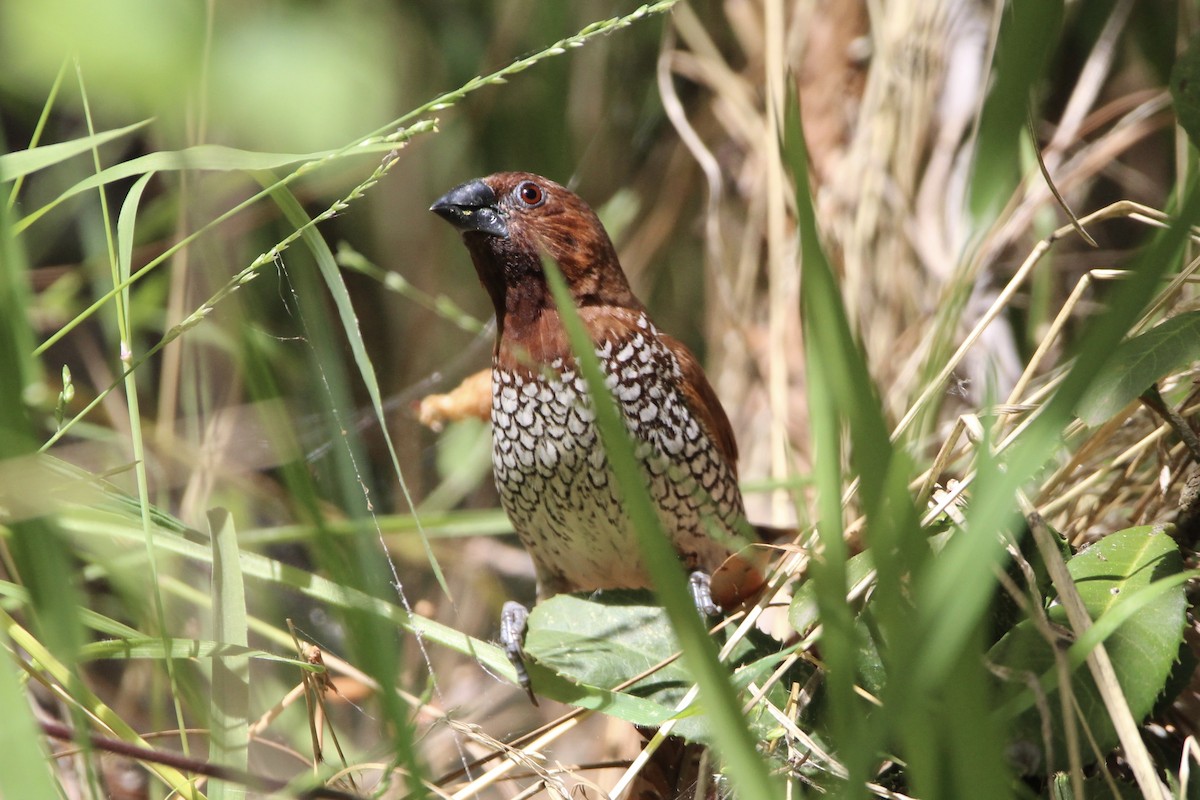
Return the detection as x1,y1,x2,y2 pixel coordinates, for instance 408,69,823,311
990,527,1187,773
524,592,792,743
524,592,695,714
1076,311,1200,425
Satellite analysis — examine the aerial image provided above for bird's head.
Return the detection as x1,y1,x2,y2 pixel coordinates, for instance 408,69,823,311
431,172,640,327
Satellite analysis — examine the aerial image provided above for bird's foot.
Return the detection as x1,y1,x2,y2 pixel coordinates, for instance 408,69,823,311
688,571,720,618
500,600,538,705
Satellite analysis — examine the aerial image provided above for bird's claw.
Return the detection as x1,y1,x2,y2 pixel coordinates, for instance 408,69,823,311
500,600,538,705
688,571,720,618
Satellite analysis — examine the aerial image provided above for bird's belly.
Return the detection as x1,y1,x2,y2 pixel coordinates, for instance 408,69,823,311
490,354,742,596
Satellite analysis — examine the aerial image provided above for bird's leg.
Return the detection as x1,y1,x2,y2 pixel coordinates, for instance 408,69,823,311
500,600,538,705
688,571,720,618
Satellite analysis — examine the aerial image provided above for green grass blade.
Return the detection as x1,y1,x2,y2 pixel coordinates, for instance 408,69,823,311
102,79,195,767
261,178,448,598
0,120,96,795
30,122,434,360
786,77,1014,797
969,0,1065,222
5,57,70,210
0,118,152,183
916,180,1200,800
0,639,61,798
54,504,666,720
14,141,398,235
542,255,782,800
0,186,64,797
375,0,683,141
783,82,868,790
0,608,204,799
255,181,437,795
79,637,307,668
116,171,154,288
207,508,249,800
921,179,1200,668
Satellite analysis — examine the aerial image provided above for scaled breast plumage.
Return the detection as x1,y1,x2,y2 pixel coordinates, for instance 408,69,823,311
490,312,743,595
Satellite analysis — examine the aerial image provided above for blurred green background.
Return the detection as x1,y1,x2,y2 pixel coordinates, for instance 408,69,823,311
1,0,1195,797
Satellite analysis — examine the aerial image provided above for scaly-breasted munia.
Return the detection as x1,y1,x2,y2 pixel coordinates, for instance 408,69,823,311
431,172,760,691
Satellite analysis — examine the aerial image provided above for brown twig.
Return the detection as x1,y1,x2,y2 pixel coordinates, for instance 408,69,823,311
39,720,365,800
1140,383,1200,464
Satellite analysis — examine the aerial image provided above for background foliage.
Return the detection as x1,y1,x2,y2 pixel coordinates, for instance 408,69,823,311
1,1,1199,798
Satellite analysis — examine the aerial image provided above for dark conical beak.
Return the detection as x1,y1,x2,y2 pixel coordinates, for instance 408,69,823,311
430,180,508,238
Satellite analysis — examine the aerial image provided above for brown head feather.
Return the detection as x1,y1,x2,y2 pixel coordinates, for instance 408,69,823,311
435,172,642,342
433,172,738,473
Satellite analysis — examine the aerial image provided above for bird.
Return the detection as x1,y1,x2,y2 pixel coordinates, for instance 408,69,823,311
429,172,763,691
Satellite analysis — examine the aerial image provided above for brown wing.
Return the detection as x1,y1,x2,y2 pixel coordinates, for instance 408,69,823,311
659,333,739,477
578,306,739,473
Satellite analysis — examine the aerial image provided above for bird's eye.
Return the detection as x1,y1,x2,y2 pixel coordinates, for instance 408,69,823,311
515,181,545,208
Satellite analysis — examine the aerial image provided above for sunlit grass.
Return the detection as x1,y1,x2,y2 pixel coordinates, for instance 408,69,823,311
1,1,1198,798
